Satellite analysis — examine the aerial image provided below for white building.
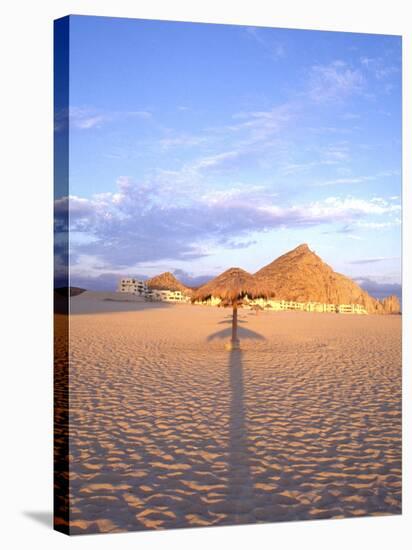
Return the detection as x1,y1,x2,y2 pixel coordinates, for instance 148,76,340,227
337,303,368,315
243,297,368,315
118,279,190,303
147,289,189,303
118,278,148,295
193,296,222,307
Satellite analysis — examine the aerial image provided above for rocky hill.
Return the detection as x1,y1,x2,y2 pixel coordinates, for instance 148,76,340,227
146,272,192,295
254,244,400,314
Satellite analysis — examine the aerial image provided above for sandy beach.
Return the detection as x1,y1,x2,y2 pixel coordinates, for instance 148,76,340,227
55,292,401,534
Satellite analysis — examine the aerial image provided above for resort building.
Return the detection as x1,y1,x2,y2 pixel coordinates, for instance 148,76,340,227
117,278,368,314
337,303,368,315
245,298,368,315
146,289,190,303
193,296,222,307
118,278,148,295
118,279,190,303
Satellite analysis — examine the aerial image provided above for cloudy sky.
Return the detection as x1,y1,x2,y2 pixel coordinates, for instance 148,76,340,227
55,16,402,297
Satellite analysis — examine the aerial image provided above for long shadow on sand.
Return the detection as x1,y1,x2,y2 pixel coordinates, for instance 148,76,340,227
224,324,267,523
217,318,247,325
227,348,255,523
205,320,266,522
207,327,265,342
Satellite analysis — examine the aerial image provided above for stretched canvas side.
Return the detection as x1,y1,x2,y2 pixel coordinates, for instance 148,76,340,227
53,15,70,535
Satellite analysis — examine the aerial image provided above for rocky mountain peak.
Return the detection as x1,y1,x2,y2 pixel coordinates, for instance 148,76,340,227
254,244,399,314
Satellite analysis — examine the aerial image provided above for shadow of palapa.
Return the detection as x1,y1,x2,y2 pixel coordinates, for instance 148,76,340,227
227,349,255,522
217,318,247,325
207,326,265,342
209,319,267,522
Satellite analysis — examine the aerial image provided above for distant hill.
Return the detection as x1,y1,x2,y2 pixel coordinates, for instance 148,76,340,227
254,244,400,314
146,272,192,295
55,286,86,297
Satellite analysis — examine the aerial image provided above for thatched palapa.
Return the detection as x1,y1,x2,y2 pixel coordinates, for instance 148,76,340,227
192,268,274,349
191,267,273,303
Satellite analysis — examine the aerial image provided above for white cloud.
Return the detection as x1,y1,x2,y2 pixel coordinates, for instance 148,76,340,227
349,256,399,265
67,106,152,130
280,143,350,176
360,56,400,80
319,196,400,215
127,110,152,119
245,196,400,227
228,103,297,143
321,145,350,162
313,169,400,187
355,219,401,229
159,134,209,150
201,185,275,206
360,56,374,67
314,175,374,187
192,150,240,171
69,107,106,129
308,60,364,102
55,177,401,274
245,27,285,60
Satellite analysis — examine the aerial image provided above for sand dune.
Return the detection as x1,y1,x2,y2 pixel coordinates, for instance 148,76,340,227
55,294,401,534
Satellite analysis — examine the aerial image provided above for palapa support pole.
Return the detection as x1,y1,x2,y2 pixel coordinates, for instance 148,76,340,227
232,302,238,342
228,301,240,350
191,267,273,350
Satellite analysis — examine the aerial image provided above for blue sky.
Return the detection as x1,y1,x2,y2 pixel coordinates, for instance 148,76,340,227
55,16,402,297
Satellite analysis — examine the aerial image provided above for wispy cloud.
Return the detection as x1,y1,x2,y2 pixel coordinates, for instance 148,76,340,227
227,103,297,143
307,60,364,102
348,256,399,265
259,196,401,221
360,56,400,80
57,106,153,131
245,27,285,60
355,219,401,229
280,143,350,176
56,109,97,130
313,169,401,187
201,185,277,207
151,103,297,186
191,150,242,171
158,134,209,150
314,175,375,187
152,102,297,177
69,107,108,130
280,159,339,176
324,216,401,235
55,173,401,277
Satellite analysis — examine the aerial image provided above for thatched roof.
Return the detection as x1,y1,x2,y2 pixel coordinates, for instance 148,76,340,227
191,267,274,303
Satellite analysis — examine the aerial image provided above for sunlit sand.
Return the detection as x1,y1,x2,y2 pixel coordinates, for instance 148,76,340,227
55,291,401,534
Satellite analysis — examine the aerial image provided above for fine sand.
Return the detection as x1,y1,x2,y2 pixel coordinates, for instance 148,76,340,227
55,292,401,534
